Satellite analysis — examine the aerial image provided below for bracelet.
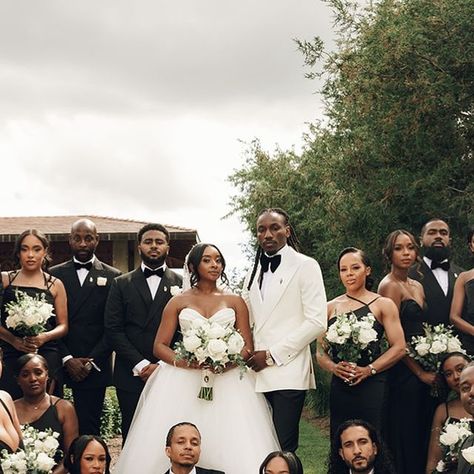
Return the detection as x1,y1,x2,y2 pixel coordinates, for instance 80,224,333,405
173,359,177,368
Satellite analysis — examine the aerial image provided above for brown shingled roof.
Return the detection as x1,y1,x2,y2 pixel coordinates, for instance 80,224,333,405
0,215,197,241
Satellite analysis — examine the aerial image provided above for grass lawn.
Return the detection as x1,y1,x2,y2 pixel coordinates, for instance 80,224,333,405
297,417,330,474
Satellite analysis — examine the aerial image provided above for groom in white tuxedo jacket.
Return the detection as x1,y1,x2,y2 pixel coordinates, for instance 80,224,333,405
244,208,327,452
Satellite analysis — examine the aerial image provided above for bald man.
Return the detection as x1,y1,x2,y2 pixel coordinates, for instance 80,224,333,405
50,219,121,435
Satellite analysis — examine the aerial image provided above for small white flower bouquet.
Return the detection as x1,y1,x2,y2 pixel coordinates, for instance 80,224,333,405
408,323,465,372
174,319,246,401
462,445,474,466
5,290,54,337
0,425,60,474
435,419,473,472
325,312,378,364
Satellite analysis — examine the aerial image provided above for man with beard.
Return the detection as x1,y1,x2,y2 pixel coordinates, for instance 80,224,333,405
163,422,225,474
456,363,474,474
105,223,182,441
50,218,121,435
327,419,396,474
409,218,464,326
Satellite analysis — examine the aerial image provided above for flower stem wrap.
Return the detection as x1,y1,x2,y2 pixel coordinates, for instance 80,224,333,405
198,368,215,401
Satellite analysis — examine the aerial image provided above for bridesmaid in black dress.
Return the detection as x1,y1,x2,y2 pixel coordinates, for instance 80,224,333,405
450,228,474,355
379,229,436,474
317,247,405,440
0,229,68,398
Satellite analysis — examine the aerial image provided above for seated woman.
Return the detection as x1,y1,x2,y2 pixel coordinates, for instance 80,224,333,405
450,228,474,355
0,229,68,398
0,348,22,471
13,354,78,474
425,352,471,474
259,451,303,474
64,435,111,474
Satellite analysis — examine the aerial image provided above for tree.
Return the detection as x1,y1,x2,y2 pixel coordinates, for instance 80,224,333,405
229,0,474,299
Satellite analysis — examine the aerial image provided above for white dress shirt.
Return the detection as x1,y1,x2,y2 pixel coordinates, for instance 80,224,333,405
260,244,289,301
423,256,449,296
73,255,95,286
170,468,196,474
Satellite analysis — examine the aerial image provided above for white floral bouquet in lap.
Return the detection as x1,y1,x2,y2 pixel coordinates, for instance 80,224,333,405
5,290,54,337
174,318,246,401
408,323,465,372
0,426,60,474
435,419,473,472
325,312,379,363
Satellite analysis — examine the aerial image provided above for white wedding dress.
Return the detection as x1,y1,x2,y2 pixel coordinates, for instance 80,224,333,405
114,308,280,474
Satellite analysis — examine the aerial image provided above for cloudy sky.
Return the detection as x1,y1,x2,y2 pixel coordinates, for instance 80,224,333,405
0,0,336,272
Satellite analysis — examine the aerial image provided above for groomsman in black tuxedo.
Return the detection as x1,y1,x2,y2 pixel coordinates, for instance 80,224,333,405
104,223,182,442
456,364,474,473
409,218,464,326
163,422,225,474
50,219,121,435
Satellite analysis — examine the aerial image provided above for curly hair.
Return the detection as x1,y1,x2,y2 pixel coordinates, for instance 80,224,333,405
327,419,396,474
13,229,52,271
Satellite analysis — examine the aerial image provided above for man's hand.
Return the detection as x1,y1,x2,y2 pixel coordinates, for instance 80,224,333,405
139,363,158,382
246,350,268,372
65,358,92,382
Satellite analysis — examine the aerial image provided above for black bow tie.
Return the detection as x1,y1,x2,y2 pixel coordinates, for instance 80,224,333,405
431,260,450,271
143,267,165,279
260,254,282,273
74,261,92,271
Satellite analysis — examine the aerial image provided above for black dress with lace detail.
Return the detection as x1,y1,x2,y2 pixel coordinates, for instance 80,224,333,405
328,295,387,440
0,272,62,399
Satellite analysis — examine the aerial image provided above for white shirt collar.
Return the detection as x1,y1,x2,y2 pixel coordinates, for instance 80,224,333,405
170,467,196,474
264,244,290,258
350,469,374,474
141,262,167,272
73,255,96,265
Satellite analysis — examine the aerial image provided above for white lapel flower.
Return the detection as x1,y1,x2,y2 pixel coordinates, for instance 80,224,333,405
96,277,107,286
170,285,182,296
462,445,474,464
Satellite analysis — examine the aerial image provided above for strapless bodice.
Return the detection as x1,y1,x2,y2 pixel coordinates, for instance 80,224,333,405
178,307,236,332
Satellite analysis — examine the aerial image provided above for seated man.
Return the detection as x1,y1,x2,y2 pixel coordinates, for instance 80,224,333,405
328,419,396,474
164,422,225,474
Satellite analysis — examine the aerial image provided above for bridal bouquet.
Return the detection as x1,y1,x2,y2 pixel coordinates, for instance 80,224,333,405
408,323,465,372
435,419,473,472
0,426,60,474
4,290,54,337
174,319,246,401
325,311,378,363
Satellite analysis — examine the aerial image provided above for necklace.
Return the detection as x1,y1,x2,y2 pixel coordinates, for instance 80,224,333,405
29,393,48,410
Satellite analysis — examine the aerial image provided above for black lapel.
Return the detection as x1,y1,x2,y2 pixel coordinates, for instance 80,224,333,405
421,260,447,299
69,259,103,319
131,268,153,309
143,269,174,327
447,268,458,301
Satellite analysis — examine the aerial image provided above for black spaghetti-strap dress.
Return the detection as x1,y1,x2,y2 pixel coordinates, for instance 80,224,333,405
460,279,474,356
0,397,18,473
329,296,387,439
0,272,61,399
387,299,432,474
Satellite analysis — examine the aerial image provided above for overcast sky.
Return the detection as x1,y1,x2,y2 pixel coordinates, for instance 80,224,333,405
0,0,336,272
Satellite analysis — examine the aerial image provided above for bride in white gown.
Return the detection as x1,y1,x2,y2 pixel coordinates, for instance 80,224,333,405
114,243,280,474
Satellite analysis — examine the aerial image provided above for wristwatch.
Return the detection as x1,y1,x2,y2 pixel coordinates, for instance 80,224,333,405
265,350,275,367
368,363,377,376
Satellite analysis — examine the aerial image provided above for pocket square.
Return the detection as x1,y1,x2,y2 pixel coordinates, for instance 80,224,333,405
97,277,107,286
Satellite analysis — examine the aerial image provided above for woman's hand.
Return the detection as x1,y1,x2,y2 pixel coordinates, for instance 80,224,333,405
418,370,437,386
348,365,372,386
12,336,36,353
332,361,357,383
24,333,48,350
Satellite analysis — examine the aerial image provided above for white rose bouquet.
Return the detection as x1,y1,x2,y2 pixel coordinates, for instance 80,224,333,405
325,312,379,364
0,425,60,474
5,290,54,337
174,319,246,401
408,323,465,372
434,419,473,472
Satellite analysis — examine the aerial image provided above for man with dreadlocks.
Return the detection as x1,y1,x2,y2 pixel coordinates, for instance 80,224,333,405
244,208,327,452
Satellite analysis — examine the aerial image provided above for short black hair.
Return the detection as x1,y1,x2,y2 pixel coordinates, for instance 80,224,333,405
259,451,303,474
64,435,111,474
14,353,49,377
137,223,170,243
165,422,200,447
420,218,450,236
337,247,374,291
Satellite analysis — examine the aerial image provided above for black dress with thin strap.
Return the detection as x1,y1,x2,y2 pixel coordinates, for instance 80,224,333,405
329,296,387,439
387,299,432,474
29,397,63,463
0,397,18,473
0,272,61,399
460,279,474,356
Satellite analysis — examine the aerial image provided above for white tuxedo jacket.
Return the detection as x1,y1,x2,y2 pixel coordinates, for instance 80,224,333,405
243,246,327,392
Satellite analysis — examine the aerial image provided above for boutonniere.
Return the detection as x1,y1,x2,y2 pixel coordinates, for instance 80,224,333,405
462,445,474,464
454,273,459,278
170,285,182,296
96,277,108,287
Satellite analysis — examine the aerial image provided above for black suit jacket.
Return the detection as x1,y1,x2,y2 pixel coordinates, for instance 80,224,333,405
104,267,182,393
457,434,474,473
164,468,225,474
409,260,464,326
50,258,121,389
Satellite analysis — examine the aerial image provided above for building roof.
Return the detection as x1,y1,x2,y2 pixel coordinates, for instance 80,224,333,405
0,215,198,242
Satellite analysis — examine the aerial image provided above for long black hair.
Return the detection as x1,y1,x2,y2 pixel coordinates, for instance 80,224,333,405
13,229,52,270
327,419,396,474
259,451,303,474
247,208,301,290
186,243,229,287
64,435,111,474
